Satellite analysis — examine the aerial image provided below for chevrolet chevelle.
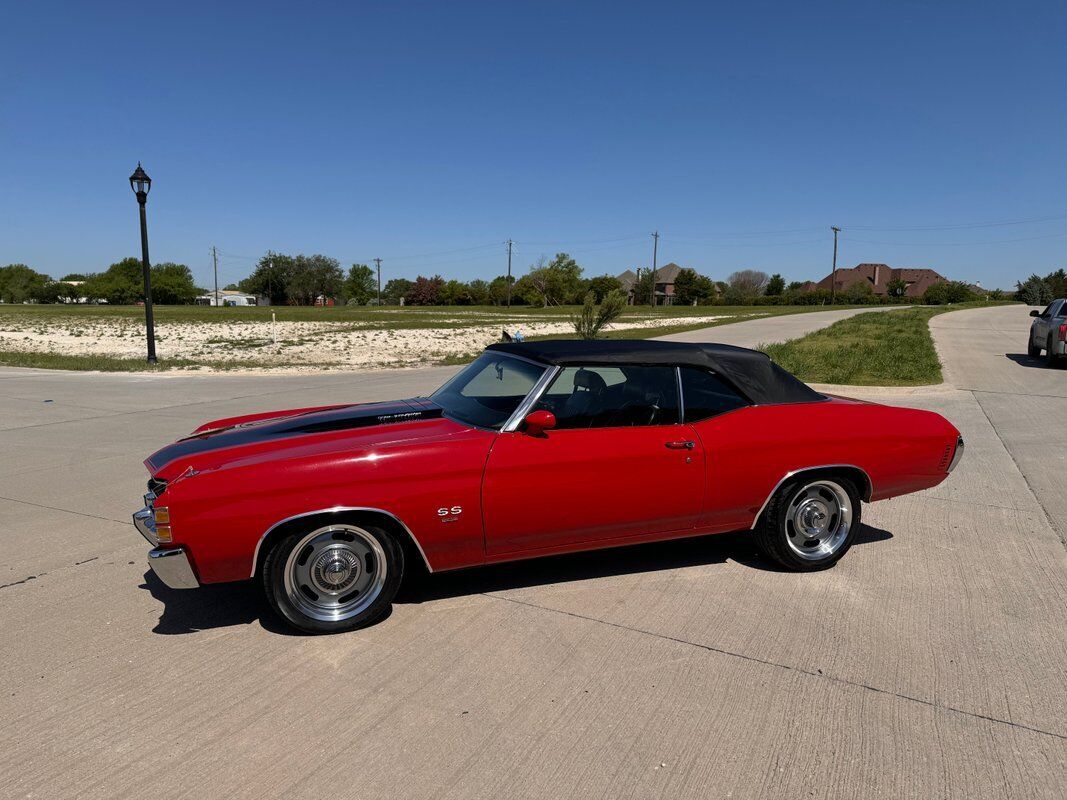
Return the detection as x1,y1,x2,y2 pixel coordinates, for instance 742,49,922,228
134,340,964,633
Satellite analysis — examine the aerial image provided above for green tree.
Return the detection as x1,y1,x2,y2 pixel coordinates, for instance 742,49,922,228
525,253,583,306
286,255,343,305
765,273,785,296
239,253,294,305
467,279,491,305
1043,268,1067,298
1015,274,1052,305
438,280,473,305
60,273,87,281
587,275,622,302
343,264,375,305
382,278,413,304
0,264,52,303
150,263,200,304
924,280,975,305
632,269,655,305
886,278,908,298
843,280,875,304
673,268,716,305
572,289,627,339
82,257,143,304
488,275,515,305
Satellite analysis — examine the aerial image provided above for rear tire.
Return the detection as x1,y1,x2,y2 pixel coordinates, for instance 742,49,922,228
263,521,404,634
1046,336,1060,368
754,476,861,571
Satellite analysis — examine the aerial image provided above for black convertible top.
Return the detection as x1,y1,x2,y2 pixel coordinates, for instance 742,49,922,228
486,339,824,406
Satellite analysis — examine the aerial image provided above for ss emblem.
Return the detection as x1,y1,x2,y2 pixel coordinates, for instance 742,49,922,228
437,505,462,517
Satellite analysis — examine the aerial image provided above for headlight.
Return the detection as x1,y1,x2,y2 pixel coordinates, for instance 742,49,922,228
154,507,172,543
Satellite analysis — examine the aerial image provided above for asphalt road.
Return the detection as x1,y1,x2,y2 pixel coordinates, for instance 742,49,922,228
0,305,1064,799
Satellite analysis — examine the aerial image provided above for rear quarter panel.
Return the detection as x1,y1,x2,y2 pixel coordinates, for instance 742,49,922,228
694,398,958,531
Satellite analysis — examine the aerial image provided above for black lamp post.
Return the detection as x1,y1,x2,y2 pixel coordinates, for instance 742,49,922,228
129,163,157,363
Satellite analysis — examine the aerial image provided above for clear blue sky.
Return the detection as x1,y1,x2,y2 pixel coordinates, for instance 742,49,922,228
3,1,1066,290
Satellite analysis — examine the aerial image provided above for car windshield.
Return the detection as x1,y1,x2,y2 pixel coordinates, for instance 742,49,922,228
431,353,546,430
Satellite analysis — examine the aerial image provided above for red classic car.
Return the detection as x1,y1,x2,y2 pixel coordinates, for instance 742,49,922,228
134,340,964,633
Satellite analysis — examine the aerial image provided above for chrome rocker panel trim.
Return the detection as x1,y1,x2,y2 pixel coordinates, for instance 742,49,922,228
250,506,434,578
148,547,200,589
749,464,874,529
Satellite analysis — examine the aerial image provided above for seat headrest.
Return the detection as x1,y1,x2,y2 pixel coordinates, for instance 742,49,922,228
574,369,606,391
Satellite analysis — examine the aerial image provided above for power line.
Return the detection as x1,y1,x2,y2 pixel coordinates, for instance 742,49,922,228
843,230,1067,247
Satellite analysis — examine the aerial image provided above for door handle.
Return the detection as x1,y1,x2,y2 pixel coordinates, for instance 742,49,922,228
665,440,695,450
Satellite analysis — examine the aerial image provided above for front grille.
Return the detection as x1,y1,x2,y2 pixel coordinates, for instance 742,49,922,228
147,477,168,497
937,443,952,470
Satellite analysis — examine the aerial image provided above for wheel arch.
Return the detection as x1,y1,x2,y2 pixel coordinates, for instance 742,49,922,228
750,464,872,530
250,507,432,579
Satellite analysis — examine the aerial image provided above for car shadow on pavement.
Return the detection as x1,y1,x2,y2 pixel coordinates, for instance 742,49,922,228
396,523,893,605
140,524,892,633
1005,353,1062,369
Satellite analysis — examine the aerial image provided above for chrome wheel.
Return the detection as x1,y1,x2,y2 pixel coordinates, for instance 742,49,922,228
282,524,387,623
784,480,852,561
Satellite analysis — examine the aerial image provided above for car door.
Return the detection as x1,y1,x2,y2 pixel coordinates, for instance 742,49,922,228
1034,302,1055,342
482,364,704,555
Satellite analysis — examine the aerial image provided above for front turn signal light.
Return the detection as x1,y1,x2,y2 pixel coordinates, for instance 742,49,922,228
154,507,172,543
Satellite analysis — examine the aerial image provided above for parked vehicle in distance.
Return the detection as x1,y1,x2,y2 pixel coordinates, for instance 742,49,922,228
1028,299,1067,366
133,340,964,634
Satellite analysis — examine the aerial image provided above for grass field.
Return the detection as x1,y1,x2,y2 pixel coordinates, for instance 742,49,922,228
761,302,1011,386
0,302,859,372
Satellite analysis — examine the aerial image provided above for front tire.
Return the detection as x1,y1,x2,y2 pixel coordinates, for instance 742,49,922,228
754,476,861,571
263,521,404,633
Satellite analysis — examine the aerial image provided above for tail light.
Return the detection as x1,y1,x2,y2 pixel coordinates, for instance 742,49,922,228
1059,323,1066,342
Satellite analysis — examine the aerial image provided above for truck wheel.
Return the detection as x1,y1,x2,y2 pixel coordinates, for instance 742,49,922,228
263,521,404,634
1046,336,1060,367
1027,336,1041,358
754,476,861,571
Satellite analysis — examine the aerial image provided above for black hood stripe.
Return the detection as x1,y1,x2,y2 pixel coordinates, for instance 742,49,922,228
147,398,442,471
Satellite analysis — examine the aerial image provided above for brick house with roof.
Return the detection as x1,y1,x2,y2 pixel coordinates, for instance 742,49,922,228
617,262,684,305
814,263,948,298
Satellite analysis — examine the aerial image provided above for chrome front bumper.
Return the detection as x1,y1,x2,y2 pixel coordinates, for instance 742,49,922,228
148,547,200,589
133,504,157,545
134,496,200,589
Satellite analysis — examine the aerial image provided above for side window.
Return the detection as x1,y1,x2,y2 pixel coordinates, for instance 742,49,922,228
536,365,679,429
1040,303,1055,317
680,367,749,422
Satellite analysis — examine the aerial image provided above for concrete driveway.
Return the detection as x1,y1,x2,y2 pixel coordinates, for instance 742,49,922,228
0,305,1064,799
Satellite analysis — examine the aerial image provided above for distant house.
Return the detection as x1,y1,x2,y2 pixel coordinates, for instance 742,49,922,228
813,263,948,298
617,262,685,305
195,290,259,307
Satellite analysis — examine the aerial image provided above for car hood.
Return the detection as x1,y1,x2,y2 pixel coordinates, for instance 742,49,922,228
145,397,445,473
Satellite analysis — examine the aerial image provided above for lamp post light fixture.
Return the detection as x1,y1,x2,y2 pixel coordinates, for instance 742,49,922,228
129,163,157,363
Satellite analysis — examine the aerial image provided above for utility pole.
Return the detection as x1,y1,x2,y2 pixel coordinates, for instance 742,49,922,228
506,239,513,307
650,231,659,308
268,259,273,306
374,258,382,306
830,226,841,305
212,246,218,306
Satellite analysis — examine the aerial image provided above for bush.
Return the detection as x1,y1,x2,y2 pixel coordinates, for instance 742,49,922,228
1015,274,1053,305
923,281,975,305
572,290,626,339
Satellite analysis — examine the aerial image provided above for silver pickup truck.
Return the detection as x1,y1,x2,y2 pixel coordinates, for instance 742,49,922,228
1028,298,1067,366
